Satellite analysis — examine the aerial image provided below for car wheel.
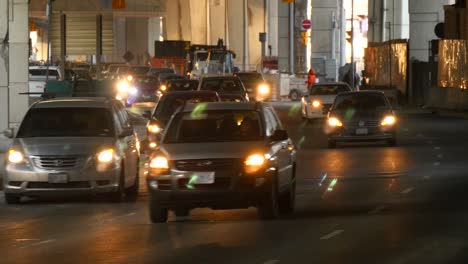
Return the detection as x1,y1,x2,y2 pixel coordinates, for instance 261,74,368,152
149,194,168,223
125,160,140,200
328,140,337,149
258,176,280,220
109,167,126,202
279,164,296,215
289,90,300,101
4,193,21,204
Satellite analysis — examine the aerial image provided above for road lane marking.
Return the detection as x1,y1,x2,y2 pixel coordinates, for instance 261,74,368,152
401,187,414,194
263,260,280,264
437,154,444,159
320,230,344,240
423,175,431,180
434,146,441,150
16,238,40,242
433,162,441,166
21,239,56,249
368,205,385,215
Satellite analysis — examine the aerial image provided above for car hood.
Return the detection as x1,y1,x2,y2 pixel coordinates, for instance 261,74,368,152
308,95,337,104
13,137,116,156
160,141,267,161
331,109,393,121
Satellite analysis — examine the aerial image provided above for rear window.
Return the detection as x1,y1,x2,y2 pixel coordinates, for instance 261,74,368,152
333,93,390,111
17,108,114,138
153,94,219,125
129,67,150,75
310,85,351,95
200,78,245,93
164,110,263,143
167,80,199,91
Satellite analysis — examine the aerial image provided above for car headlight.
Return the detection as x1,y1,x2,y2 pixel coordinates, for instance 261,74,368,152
127,75,133,81
328,117,343,127
115,94,123,101
160,85,167,91
149,156,170,175
147,124,161,134
381,115,396,126
128,87,138,96
257,84,270,96
312,100,321,108
97,149,114,163
117,81,129,93
8,149,24,164
245,154,266,174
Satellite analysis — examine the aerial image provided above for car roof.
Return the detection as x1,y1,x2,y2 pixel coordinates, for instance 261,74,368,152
163,91,218,97
236,72,261,75
31,97,115,109
202,76,239,80
181,102,260,112
29,66,59,70
312,82,350,86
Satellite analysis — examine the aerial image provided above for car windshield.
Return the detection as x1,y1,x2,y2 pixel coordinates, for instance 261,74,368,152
130,67,149,75
164,110,263,143
167,80,199,91
237,73,263,85
200,79,244,93
135,76,159,84
333,93,390,112
310,85,351,95
17,108,114,138
153,94,219,125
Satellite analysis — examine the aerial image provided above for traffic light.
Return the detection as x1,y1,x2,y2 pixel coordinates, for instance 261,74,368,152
300,31,310,46
112,0,126,9
346,30,352,43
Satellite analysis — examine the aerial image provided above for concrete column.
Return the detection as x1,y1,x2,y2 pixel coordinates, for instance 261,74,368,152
369,0,410,42
277,1,290,72
165,0,181,40
409,0,449,61
248,0,265,70
227,0,244,66
7,0,29,129
148,17,162,57
267,0,279,56
189,0,207,44
209,0,227,44
0,0,8,131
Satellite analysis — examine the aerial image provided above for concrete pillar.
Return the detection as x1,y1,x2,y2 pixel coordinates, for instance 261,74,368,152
7,0,29,130
227,0,245,66
209,0,227,44
277,1,290,72
248,0,265,70
148,17,163,57
189,0,207,44
267,0,279,57
409,0,449,61
369,0,410,42
165,0,182,40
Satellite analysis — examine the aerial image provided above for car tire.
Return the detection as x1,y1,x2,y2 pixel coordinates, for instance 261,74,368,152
289,90,300,101
125,160,140,200
258,176,280,220
279,164,296,215
149,194,168,223
4,193,21,204
109,168,126,203
328,140,337,149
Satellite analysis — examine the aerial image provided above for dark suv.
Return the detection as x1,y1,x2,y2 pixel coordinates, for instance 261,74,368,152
146,102,297,222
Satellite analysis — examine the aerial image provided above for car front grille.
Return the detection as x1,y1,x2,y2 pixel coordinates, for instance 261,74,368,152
31,156,82,170
27,182,91,189
177,177,231,190
174,159,240,172
344,120,380,127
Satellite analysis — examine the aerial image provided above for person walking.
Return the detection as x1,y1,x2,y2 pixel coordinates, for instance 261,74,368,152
307,68,317,89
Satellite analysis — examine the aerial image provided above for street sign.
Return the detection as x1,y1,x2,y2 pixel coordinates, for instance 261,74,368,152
301,19,311,31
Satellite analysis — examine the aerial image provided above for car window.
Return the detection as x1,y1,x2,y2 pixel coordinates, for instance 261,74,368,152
167,81,199,91
264,108,279,137
201,79,244,93
17,107,114,138
237,73,263,85
333,93,390,112
29,69,45,76
310,85,351,95
115,103,131,128
164,110,263,143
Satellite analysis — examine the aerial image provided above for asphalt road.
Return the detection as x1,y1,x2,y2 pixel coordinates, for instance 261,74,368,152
1,102,468,263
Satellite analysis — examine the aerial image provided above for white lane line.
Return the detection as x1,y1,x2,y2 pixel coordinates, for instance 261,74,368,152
401,187,414,194
16,238,40,242
437,154,444,159
20,239,56,249
434,146,441,150
423,175,431,180
320,230,344,240
263,260,280,264
368,205,385,215
433,162,441,166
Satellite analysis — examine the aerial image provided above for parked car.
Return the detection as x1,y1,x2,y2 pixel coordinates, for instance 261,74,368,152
28,66,75,97
235,72,271,101
301,82,352,120
198,76,249,101
326,91,398,148
146,102,297,222
2,98,140,203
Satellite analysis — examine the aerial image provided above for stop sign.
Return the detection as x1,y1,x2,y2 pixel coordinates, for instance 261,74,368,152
302,19,311,30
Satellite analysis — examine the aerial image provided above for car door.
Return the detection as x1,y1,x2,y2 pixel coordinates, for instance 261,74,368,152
114,103,138,187
264,107,292,190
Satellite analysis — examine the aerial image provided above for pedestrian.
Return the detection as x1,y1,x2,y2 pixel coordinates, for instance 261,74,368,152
307,68,317,89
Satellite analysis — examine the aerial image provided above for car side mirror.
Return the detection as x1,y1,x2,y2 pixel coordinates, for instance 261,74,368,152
270,129,289,142
143,110,152,119
3,128,14,139
119,127,134,138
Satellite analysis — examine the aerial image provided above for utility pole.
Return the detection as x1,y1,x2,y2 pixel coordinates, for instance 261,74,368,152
45,0,53,87
350,0,355,89
289,2,294,74
243,0,249,71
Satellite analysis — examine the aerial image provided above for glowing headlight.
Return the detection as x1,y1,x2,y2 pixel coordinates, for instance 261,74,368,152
149,156,170,175
8,150,24,164
97,149,114,163
128,87,138,96
117,81,129,93
381,115,396,126
115,95,123,101
328,117,343,127
126,75,133,81
245,154,266,174
149,142,157,148
160,85,167,91
312,100,321,108
258,84,270,96
147,124,161,134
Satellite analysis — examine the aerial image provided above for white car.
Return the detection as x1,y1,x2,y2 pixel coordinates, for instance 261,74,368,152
301,82,352,120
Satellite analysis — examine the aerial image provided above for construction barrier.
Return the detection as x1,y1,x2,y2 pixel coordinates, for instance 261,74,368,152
438,40,467,89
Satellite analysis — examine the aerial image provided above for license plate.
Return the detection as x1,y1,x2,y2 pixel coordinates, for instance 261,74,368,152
48,173,68,184
192,172,215,184
356,128,369,135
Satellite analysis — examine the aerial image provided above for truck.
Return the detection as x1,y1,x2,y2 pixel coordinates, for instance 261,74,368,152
151,39,238,79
